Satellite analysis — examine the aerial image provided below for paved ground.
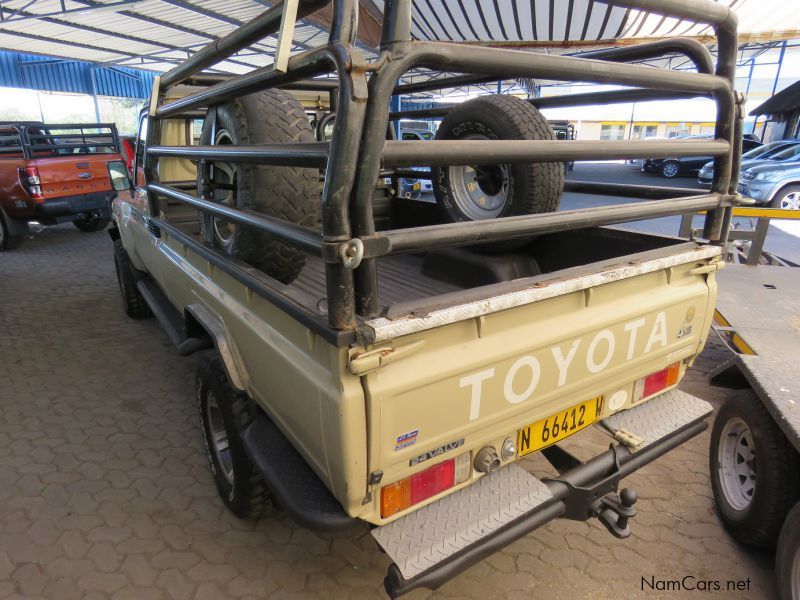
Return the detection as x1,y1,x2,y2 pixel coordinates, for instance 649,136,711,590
0,225,778,599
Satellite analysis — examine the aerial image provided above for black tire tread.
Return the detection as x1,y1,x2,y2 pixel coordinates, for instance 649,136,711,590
710,389,800,548
433,94,563,220
113,239,152,320
776,502,800,600
474,94,562,215
0,213,23,250
74,217,110,233
200,90,319,284
197,352,270,519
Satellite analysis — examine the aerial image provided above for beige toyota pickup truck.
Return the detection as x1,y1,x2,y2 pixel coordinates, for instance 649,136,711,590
110,0,743,596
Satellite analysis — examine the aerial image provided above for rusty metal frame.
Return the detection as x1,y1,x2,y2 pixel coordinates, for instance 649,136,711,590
144,0,742,330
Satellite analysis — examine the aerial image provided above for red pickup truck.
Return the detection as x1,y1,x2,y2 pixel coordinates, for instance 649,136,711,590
0,121,129,249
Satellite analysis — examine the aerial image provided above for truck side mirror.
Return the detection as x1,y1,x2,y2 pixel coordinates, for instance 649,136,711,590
108,160,133,192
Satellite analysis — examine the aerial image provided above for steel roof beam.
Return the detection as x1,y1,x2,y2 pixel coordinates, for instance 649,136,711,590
0,0,141,25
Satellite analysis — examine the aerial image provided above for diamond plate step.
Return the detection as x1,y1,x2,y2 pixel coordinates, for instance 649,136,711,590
371,464,552,579
596,388,712,451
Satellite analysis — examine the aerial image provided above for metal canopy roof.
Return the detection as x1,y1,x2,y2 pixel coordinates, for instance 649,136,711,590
751,79,800,116
377,0,799,43
0,0,796,77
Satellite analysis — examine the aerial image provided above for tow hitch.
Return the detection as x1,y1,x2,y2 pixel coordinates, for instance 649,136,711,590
596,488,638,538
541,443,639,539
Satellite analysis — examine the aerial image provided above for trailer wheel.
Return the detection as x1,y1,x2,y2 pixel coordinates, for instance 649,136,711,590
73,216,110,232
198,90,319,284
777,502,800,600
197,351,271,519
113,239,152,320
432,95,563,230
710,389,800,548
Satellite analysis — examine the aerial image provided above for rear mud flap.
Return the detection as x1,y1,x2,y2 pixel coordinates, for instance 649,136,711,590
372,389,712,598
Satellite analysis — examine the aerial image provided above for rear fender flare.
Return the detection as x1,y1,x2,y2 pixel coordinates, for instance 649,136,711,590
185,303,248,392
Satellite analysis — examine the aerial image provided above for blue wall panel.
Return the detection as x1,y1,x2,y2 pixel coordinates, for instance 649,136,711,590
0,50,156,98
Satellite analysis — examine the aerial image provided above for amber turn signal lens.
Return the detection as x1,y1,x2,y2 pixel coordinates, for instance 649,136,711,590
380,478,411,519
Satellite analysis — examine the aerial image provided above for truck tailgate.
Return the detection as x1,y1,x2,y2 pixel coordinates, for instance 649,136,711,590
34,155,115,200
358,244,721,524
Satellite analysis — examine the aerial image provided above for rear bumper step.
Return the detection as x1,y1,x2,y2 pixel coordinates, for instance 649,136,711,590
373,389,712,598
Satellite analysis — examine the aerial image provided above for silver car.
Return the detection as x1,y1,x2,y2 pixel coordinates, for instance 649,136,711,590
738,161,800,209
698,139,800,187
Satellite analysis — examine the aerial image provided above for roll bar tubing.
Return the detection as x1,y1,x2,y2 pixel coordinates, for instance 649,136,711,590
145,0,742,329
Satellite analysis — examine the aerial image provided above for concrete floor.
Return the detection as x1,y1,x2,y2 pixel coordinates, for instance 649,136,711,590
562,163,800,265
0,221,780,599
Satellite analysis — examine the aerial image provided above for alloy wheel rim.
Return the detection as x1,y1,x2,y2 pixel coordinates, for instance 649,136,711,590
210,130,237,246
779,191,800,210
448,133,510,220
718,417,756,511
663,163,679,177
205,391,234,484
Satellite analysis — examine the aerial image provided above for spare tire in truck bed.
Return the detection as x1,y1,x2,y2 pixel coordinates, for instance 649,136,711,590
432,94,563,226
198,90,319,284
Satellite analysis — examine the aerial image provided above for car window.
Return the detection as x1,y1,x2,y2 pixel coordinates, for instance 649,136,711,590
402,132,421,140
760,142,798,159
772,144,800,160
743,142,779,159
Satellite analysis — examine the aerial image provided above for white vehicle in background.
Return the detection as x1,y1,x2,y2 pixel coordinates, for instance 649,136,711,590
398,129,435,197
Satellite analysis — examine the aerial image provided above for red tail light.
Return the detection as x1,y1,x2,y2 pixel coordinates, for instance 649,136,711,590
637,362,681,401
18,166,43,200
410,459,454,505
380,453,470,518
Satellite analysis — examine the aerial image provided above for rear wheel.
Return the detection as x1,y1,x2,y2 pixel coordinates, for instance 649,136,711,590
432,94,563,226
777,502,800,600
660,160,680,178
0,211,23,250
73,216,109,232
771,185,800,210
198,90,319,284
710,390,800,547
196,352,270,519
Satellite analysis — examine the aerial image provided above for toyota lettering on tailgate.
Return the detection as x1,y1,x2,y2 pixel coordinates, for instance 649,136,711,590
460,310,672,421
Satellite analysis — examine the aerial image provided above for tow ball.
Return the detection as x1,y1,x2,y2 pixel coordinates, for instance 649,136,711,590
595,488,638,538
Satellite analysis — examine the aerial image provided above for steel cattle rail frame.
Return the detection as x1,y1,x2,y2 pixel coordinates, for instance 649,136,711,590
144,0,743,332
12,123,120,157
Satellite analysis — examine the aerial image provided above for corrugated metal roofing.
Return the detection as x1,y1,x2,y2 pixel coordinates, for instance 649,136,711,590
0,0,794,79
0,49,157,97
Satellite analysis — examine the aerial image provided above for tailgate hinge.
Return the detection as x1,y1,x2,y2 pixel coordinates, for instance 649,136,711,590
348,340,425,376
689,259,725,276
